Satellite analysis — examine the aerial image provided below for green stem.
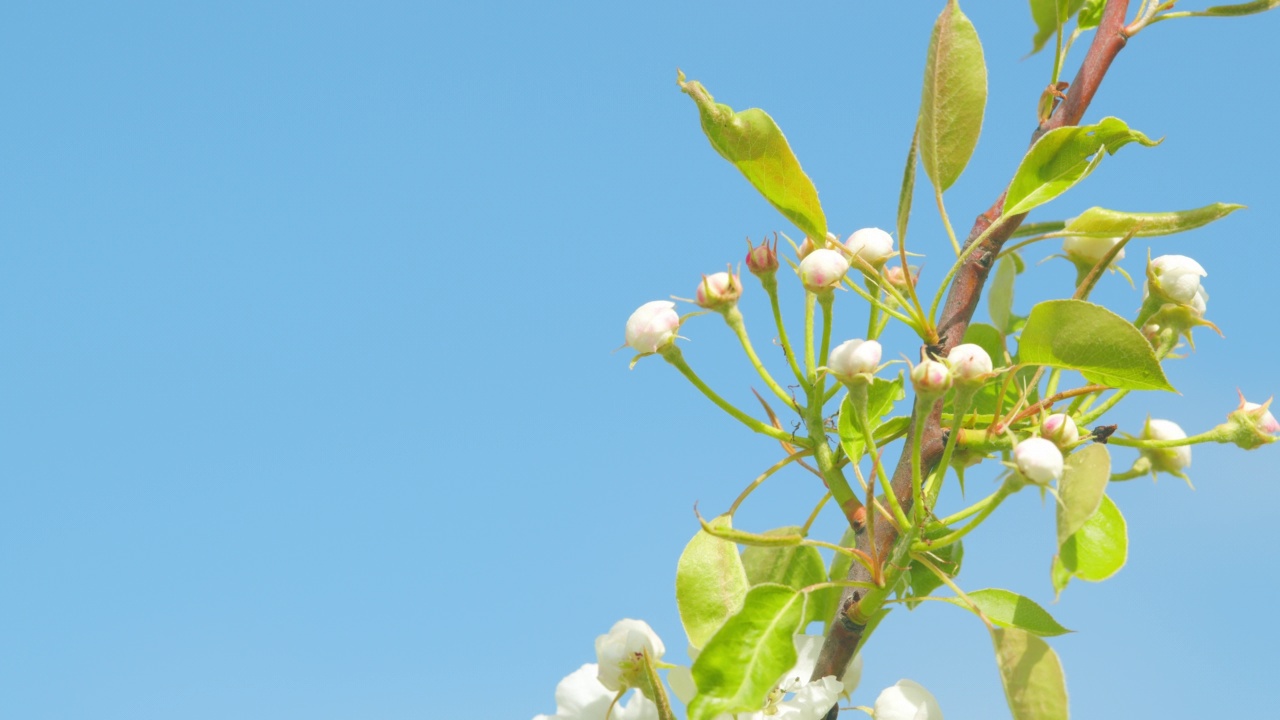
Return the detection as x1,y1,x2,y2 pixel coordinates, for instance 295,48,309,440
865,278,882,340
723,305,797,410
935,188,961,256
909,551,989,624
936,483,1009,527
918,479,1017,552
764,275,808,390
818,293,835,386
925,392,971,503
911,396,929,525
660,346,804,446
1107,429,1220,450
804,291,817,384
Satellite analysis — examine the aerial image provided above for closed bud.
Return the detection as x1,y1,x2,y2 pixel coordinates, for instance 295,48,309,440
946,343,994,385
797,236,817,260
1147,254,1207,306
799,249,850,292
694,271,742,311
624,300,680,354
844,227,896,269
745,237,779,277
1141,418,1192,477
828,339,882,384
884,264,918,292
1041,413,1080,448
1063,236,1125,266
1013,437,1064,484
1219,395,1280,450
911,359,951,397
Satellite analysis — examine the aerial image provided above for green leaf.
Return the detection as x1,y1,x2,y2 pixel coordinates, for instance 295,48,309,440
688,584,805,720
1004,117,1160,217
906,541,964,608
989,255,1018,335
1010,220,1067,239
677,514,749,650
1193,0,1280,16
838,375,906,461
678,72,826,241
897,124,919,246
1057,494,1127,583
1029,0,1087,54
1018,299,1174,392
741,527,829,625
1062,202,1244,238
946,588,1072,636
992,627,1070,720
919,0,988,193
1056,444,1111,548
1077,0,1105,29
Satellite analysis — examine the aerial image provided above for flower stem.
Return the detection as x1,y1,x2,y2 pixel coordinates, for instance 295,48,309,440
763,275,808,390
660,346,804,446
723,305,797,410
917,479,1017,551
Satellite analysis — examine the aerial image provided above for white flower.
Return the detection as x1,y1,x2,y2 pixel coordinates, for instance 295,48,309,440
828,339,882,383
946,343,993,385
1063,236,1125,265
799,249,850,291
1141,418,1191,476
1014,437,1064,484
874,679,943,720
1189,284,1209,315
1041,413,1080,448
595,619,665,692
624,301,680,354
533,664,658,720
844,227,896,268
1148,255,1207,305
910,359,952,397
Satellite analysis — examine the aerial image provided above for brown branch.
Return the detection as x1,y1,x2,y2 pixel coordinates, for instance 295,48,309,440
813,2,1132,715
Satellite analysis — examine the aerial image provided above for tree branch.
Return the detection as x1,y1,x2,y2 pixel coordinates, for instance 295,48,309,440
813,2,1132,714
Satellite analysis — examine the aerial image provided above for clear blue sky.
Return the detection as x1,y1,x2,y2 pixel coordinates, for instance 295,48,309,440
1,2,1276,718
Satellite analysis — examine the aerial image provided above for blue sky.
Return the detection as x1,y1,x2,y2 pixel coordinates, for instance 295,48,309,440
1,2,1277,718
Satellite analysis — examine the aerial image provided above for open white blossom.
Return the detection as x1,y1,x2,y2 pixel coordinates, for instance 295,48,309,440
533,664,659,720
874,679,943,720
595,619,665,692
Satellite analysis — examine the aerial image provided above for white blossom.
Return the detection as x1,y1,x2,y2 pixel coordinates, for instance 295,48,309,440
1014,437,1064,484
624,301,680,353
828,339,882,383
946,343,993,385
595,619,665,692
533,664,658,720
844,227,896,268
1063,236,1125,265
1142,418,1192,475
873,679,943,720
1148,255,1207,305
799,249,850,291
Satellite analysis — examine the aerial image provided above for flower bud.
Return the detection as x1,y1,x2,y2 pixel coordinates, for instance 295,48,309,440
797,236,817,260
624,301,679,354
1147,254,1207,305
694,271,742,311
828,339,882,384
844,227,896,269
1013,437,1064,484
1063,236,1125,266
874,679,943,720
1242,400,1280,434
594,619,665,692
799,249,850,292
745,237,779,277
884,264,918,292
911,359,952,397
1219,396,1280,450
946,343,994,385
1140,418,1191,477
1041,413,1080,448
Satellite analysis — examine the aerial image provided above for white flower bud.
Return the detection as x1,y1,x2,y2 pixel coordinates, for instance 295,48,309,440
624,301,680,353
594,619,665,692
1242,401,1280,435
911,359,952,397
1041,413,1080,448
1014,437,1064,484
874,679,943,720
1141,418,1191,475
844,227,896,268
828,339,882,383
799,249,850,292
1189,285,1209,316
1148,254,1207,305
946,343,993,385
694,271,742,311
1063,236,1125,265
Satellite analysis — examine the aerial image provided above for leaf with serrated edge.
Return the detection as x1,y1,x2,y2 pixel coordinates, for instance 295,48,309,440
992,627,1070,720
945,588,1072,636
1019,299,1174,392
1056,444,1111,548
920,0,988,192
741,528,829,626
1059,494,1127,582
678,72,826,241
688,584,805,720
676,515,749,650
1062,203,1244,238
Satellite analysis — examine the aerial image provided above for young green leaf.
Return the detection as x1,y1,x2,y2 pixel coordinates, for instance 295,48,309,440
1019,299,1175,392
676,514,749,650
920,0,988,193
1054,494,1128,593
677,72,826,241
837,375,905,461
1004,117,1160,217
992,627,1070,720
1077,0,1105,29
1062,202,1244,238
1029,0,1087,54
944,588,1073,636
741,528,829,625
1056,444,1111,548
1010,220,1067,239
897,124,919,245
688,584,805,720
1189,0,1280,16
989,255,1018,335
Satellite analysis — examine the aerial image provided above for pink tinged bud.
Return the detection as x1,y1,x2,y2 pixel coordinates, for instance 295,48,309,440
694,271,742,310
828,339,882,382
1243,401,1280,435
1063,236,1125,265
1142,418,1192,474
844,227,896,268
797,236,817,260
624,300,679,353
1148,254,1207,305
1042,413,1080,448
1013,437,1064,484
910,359,952,396
799,249,850,292
884,264,918,291
946,343,994,384
746,237,780,276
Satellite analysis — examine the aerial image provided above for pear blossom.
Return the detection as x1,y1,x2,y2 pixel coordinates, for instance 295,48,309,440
799,249,850,291
533,664,658,720
946,343,993,385
911,358,952,397
595,619,665,692
624,301,680,354
1014,437,1064,484
844,227,896,268
827,339,882,383
695,271,742,311
1147,255,1207,305
884,264,918,291
746,238,780,277
1041,413,1080,448
1063,236,1125,265
1141,418,1192,476
874,679,944,720
1241,401,1280,435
